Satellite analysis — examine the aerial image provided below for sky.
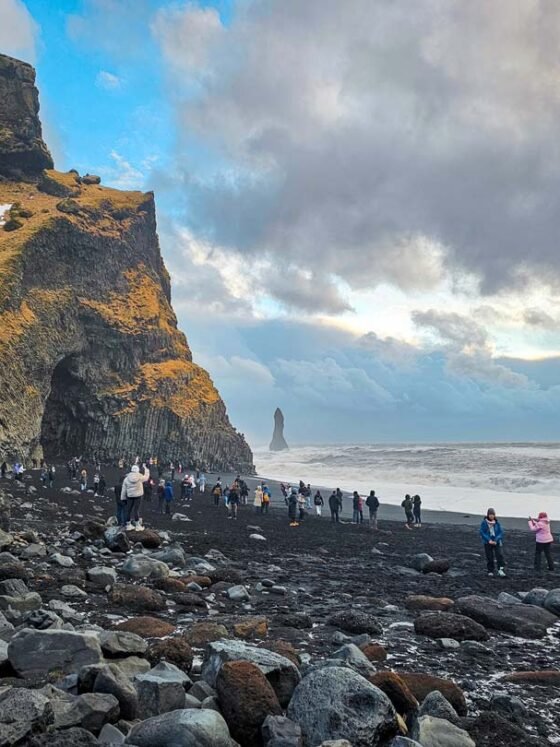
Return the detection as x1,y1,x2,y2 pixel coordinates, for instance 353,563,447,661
4,0,560,446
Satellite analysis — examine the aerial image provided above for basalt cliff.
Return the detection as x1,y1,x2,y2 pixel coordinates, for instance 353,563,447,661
0,53,253,472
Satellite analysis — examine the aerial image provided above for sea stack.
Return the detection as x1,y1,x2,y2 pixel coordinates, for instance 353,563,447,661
269,407,289,451
0,53,253,473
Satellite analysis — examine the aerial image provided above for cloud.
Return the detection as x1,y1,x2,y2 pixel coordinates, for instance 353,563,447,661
412,309,489,351
523,307,557,329
0,0,38,62
96,70,122,90
97,150,144,190
152,0,560,309
66,0,153,59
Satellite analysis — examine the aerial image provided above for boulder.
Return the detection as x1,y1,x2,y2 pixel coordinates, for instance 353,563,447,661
8,629,103,678
367,672,418,718
418,690,461,724
416,715,475,747
328,610,383,635
273,613,312,630
405,596,454,612
332,643,376,677
98,723,126,744
104,529,131,554
410,553,433,572
135,661,189,717
414,613,489,642
287,666,398,747
120,556,169,580
360,643,388,662
184,622,229,646
113,616,175,639
233,616,268,639
0,688,54,742
88,567,117,588
127,529,162,549
0,529,13,549
397,673,467,717
202,640,301,708
0,591,42,613
216,660,282,746
523,588,549,608
147,636,193,671
125,708,235,746
455,595,557,639
227,585,250,602
24,726,100,745
93,664,138,720
0,558,27,580
152,545,186,566
422,559,450,575
109,584,166,612
543,589,560,616
54,692,120,732
99,630,148,657
262,714,303,747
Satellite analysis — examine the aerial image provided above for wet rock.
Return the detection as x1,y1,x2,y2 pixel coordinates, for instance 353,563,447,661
184,621,229,646
422,559,450,574
288,666,398,747
262,714,303,747
368,672,418,718
104,529,131,554
418,690,461,724
497,592,521,605
113,617,175,639
227,584,250,602
328,609,383,635
124,708,235,746
464,711,547,747
414,612,489,642
88,567,117,588
490,693,527,724
120,557,169,581
55,692,120,732
152,545,186,566
202,639,301,708
109,584,166,612
0,558,27,580
93,664,138,720
273,612,312,629
460,641,492,657
410,553,434,572
174,591,207,610
523,588,549,608
99,630,148,658
135,661,189,717
216,660,282,746
455,595,557,639
405,596,454,612
417,715,475,747
543,588,560,616
8,629,103,678
147,636,193,670
398,673,467,717
154,577,187,593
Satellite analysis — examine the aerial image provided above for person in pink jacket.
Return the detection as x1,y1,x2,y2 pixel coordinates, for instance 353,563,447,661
528,512,554,572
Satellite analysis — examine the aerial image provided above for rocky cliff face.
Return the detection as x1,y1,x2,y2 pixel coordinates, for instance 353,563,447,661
0,53,253,472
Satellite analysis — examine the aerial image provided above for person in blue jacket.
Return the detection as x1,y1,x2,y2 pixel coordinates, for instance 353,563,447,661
480,507,506,577
164,480,174,515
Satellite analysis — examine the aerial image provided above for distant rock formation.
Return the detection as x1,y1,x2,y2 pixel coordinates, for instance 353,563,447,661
0,54,53,179
0,53,253,473
269,408,289,451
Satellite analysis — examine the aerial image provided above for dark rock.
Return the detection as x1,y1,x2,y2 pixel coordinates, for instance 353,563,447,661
27,727,100,746
287,666,398,746
414,612,489,642
127,529,161,549
463,711,548,747
332,643,376,677
99,630,148,657
417,715,474,746
273,612,312,629
398,673,467,717
269,407,289,451
146,636,193,671
8,629,103,678
405,595,454,612
502,670,560,686
56,197,81,214
410,553,434,572
233,616,268,639
0,688,54,742
109,584,166,612
421,559,450,575
124,709,235,746
55,692,120,732
543,588,560,616
328,609,383,635
113,617,175,639
81,174,101,185
184,621,229,646
216,660,282,746
104,529,131,554
135,661,190,717
360,643,388,662
262,714,303,747
455,595,557,639
93,664,138,720
418,690,461,724
523,588,549,608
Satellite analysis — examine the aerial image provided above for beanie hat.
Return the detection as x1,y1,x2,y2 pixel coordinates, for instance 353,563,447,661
131,465,140,473
538,511,548,519
486,507,496,516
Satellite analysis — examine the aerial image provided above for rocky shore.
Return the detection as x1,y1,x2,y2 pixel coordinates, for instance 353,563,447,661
0,469,559,746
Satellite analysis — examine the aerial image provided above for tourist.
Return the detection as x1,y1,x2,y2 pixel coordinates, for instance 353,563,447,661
352,491,364,524
288,487,299,526
170,462,175,481
114,478,126,527
280,483,288,503
228,482,240,519
47,464,55,489
212,480,222,506
413,494,422,527
181,475,189,500
122,464,150,530
0,461,7,480
306,484,312,509
262,484,271,514
254,485,263,513
142,475,151,504
93,473,100,496
80,468,87,492
40,464,48,488
366,490,379,530
329,490,342,523
157,479,165,514
529,512,554,572
401,494,414,529
198,472,206,493
297,490,307,522
164,480,174,515
14,462,24,482
480,508,506,577
313,490,324,517
240,479,249,505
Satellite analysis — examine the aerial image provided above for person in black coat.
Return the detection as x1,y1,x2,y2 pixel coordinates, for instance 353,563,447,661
366,490,380,530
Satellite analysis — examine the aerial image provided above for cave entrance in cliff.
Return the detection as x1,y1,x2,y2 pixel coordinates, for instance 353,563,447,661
40,356,91,459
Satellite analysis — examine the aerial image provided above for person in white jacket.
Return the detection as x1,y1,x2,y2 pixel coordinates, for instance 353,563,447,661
122,464,150,530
